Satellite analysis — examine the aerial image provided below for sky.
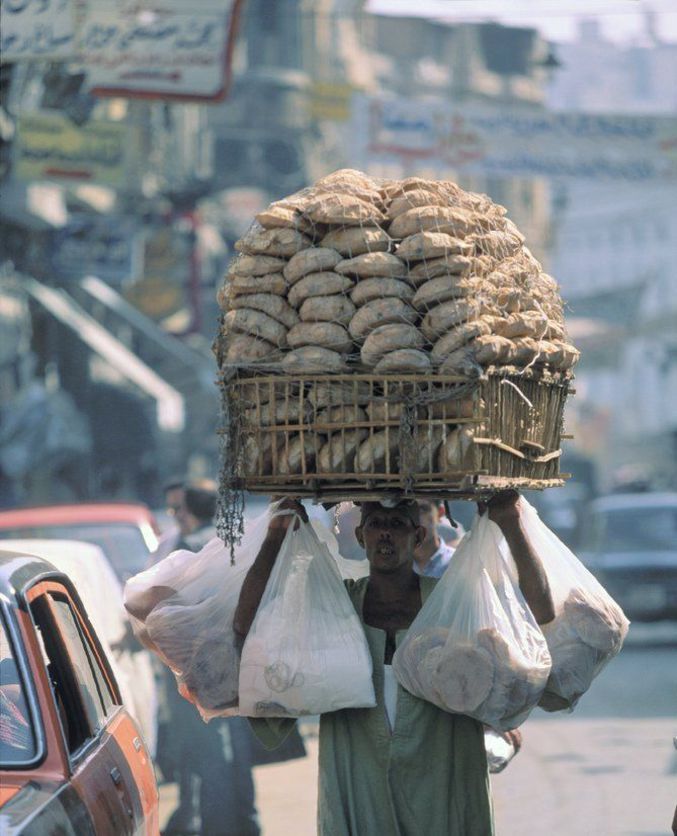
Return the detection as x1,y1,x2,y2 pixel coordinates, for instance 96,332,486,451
366,1,677,44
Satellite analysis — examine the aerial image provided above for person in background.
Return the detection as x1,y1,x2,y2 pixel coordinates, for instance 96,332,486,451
162,479,261,836
148,479,185,566
437,501,466,548
413,500,456,577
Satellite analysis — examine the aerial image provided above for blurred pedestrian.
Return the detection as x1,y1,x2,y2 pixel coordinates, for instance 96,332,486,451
162,479,260,836
148,479,184,566
437,501,466,548
413,500,456,577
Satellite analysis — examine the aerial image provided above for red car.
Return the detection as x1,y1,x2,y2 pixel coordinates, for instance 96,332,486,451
0,550,159,834
0,504,160,581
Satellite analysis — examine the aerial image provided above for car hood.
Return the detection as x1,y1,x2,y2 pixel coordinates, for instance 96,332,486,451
581,550,677,571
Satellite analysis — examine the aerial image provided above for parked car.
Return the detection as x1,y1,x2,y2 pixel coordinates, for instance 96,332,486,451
579,492,677,621
0,539,158,757
0,504,160,581
0,550,159,834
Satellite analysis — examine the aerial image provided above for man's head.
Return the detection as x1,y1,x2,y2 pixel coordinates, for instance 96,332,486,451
167,478,216,537
414,500,441,559
355,500,425,574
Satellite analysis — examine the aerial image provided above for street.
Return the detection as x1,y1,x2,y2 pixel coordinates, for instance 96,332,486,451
160,621,677,836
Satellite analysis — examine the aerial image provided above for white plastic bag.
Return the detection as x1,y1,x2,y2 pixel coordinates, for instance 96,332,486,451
519,498,629,712
238,512,376,717
393,512,551,730
124,505,273,720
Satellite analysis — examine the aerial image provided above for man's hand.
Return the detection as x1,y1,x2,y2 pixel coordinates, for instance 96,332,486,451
268,498,308,535
477,490,521,526
503,728,522,754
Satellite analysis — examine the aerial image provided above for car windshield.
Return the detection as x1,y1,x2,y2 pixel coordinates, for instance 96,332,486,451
0,523,150,580
0,615,38,765
587,506,677,553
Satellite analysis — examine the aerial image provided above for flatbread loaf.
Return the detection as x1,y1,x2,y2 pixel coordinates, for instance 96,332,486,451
431,319,494,363
287,272,354,308
222,334,278,365
230,293,299,329
422,300,489,340
438,427,475,472
407,255,474,285
320,226,392,257
281,346,348,373
299,295,356,326
287,322,352,353
374,349,431,373
275,435,316,476
388,206,481,240
236,225,312,258
349,298,418,340
355,430,399,473
304,193,385,225
228,272,288,297
335,252,407,279
224,308,288,348
360,323,424,367
412,276,479,311
350,278,415,306
284,248,342,284
395,231,472,262
229,254,286,277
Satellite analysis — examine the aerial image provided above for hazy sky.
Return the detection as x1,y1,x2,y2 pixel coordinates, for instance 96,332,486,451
367,1,677,44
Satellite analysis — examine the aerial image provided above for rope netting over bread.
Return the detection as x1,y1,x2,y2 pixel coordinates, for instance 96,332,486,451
214,170,577,547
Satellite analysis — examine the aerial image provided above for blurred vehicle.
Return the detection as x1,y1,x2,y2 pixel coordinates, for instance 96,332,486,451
0,551,158,835
0,504,160,581
0,540,158,757
579,492,677,621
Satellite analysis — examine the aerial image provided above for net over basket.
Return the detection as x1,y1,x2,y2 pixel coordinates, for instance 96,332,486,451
213,169,578,547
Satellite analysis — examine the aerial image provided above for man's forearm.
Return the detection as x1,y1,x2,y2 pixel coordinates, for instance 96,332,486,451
494,516,555,625
233,529,287,641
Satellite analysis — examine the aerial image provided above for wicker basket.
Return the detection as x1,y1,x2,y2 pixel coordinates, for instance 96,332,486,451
219,368,572,503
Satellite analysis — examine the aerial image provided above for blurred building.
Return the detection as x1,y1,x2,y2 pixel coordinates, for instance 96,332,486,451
548,20,677,489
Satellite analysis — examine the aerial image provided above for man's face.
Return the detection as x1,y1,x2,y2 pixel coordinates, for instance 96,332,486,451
355,508,425,574
166,487,194,537
415,504,439,553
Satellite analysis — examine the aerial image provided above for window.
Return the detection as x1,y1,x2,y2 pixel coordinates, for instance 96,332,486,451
0,615,37,765
31,590,115,755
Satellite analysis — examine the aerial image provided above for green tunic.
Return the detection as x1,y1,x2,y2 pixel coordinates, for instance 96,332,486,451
250,576,494,836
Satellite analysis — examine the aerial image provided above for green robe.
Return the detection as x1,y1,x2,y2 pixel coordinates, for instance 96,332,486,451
250,576,494,836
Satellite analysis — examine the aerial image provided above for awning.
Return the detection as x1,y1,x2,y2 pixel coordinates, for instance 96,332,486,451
22,275,185,432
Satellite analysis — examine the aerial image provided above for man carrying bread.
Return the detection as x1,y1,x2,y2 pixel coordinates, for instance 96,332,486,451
234,490,554,835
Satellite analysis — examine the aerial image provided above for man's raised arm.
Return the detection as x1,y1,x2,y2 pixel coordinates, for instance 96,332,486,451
233,498,308,643
483,491,555,625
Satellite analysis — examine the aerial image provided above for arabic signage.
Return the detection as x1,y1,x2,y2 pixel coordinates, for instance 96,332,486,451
1,0,76,61
15,111,129,187
353,96,677,181
52,215,139,284
77,0,244,101
309,82,355,122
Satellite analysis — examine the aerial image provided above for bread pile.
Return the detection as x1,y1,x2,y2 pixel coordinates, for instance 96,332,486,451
214,169,579,377
539,590,628,711
395,624,549,730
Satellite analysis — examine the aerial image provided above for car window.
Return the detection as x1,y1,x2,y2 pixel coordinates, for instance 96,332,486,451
0,524,151,579
31,591,115,755
590,507,677,552
0,615,37,765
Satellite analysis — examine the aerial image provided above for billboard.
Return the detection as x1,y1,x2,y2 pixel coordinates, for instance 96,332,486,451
77,0,244,101
15,111,130,187
353,96,677,182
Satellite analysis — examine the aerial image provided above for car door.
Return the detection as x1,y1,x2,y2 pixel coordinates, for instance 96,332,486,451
26,581,157,835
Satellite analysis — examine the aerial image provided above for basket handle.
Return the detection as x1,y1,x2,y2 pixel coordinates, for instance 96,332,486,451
473,436,562,463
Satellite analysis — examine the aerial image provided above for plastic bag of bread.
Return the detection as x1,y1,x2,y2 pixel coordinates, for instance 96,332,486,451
393,512,551,730
123,505,275,721
238,509,375,717
517,498,629,712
